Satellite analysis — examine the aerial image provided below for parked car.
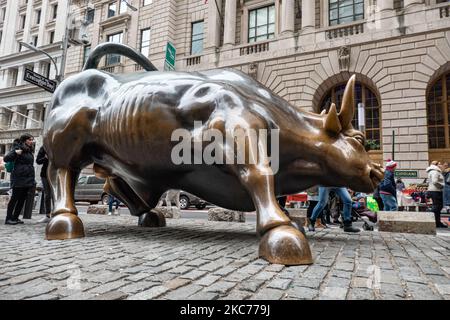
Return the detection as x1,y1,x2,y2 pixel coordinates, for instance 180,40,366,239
0,180,10,195
160,190,209,210
74,175,108,205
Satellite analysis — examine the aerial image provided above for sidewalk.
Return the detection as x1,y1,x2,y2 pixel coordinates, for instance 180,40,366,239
0,212,449,300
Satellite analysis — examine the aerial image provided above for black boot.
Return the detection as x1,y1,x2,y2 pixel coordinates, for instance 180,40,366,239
5,219,18,225
343,220,360,233
308,218,316,232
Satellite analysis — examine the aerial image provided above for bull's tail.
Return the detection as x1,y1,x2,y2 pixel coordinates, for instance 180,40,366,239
83,42,158,72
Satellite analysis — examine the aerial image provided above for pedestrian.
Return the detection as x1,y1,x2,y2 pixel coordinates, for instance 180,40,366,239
36,146,52,223
108,194,121,215
426,161,447,228
372,184,384,211
396,178,405,191
379,159,398,211
3,134,36,225
442,162,450,213
308,187,359,232
305,186,327,229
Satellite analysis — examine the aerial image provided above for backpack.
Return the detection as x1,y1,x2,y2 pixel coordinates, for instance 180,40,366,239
4,161,14,173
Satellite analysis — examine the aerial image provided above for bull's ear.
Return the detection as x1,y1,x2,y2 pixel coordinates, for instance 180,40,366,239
339,75,356,129
323,103,342,135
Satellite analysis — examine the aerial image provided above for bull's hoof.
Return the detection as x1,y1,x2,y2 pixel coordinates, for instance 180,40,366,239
45,213,85,240
138,210,166,227
259,225,313,265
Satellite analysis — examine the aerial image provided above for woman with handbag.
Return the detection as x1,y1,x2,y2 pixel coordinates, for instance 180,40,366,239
4,134,36,225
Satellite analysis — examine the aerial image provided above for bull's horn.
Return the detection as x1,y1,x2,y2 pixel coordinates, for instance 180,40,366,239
339,75,356,129
320,109,326,116
323,103,342,134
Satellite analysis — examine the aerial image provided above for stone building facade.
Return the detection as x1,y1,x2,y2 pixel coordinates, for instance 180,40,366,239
0,0,74,178
2,0,450,183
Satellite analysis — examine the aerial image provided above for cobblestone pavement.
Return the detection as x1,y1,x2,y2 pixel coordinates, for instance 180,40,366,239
0,212,449,300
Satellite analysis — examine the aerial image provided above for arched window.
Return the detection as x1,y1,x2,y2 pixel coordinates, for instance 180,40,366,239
319,82,381,150
427,74,450,149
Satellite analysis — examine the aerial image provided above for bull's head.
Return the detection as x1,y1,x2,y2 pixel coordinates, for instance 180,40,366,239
285,75,384,193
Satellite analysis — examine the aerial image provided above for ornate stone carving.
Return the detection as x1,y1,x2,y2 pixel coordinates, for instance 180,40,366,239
338,46,350,71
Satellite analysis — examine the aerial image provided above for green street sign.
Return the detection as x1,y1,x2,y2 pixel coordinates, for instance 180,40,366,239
394,170,418,178
164,41,176,71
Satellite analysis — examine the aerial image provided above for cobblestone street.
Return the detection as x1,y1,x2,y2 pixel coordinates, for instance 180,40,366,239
0,212,449,300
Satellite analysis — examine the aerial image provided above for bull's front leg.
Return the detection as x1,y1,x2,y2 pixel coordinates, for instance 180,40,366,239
239,164,313,265
45,163,85,240
231,127,312,265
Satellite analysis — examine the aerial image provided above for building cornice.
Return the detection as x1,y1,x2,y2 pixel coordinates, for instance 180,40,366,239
0,42,63,65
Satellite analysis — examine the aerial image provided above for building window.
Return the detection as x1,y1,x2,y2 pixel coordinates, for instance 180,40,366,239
86,8,95,24
393,0,404,10
140,28,151,57
119,0,127,14
32,35,38,46
427,74,450,149
106,32,123,65
320,82,381,150
36,9,41,25
41,62,51,79
83,45,91,65
1,7,6,22
49,31,54,44
248,5,275,43
191,21,204,55
19,15,26,30
108,2,117,18
329,0,364,26
52,4,58,20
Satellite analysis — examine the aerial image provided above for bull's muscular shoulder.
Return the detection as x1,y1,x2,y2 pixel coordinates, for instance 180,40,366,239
51,70,119,109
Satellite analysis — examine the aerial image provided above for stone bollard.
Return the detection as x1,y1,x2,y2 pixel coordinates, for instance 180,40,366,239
87,205,109,215
207,207,246,222
0,195,10,209
378,211,436,235
154,207,181,219
286,208,307,228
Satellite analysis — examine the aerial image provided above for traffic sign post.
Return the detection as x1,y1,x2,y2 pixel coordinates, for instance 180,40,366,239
164,42,176,71
23,69,57,93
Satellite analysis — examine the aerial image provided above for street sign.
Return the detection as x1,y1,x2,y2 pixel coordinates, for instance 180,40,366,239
23,68,57,93
164,41,176,71
395,170,418,178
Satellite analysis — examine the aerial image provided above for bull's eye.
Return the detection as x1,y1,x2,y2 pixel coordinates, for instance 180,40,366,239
354,135,365,145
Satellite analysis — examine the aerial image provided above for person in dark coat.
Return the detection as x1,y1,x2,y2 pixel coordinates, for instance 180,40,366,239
4,134,36,225
379,160,398,211
36,146,52,223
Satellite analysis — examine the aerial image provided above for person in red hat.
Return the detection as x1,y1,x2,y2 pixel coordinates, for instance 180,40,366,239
379,159,398,211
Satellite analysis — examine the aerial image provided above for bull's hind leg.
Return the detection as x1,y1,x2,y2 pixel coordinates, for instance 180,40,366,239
104,176,165,227
45,164,85,240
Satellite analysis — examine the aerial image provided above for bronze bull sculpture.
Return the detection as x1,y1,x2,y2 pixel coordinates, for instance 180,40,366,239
43,43,384,265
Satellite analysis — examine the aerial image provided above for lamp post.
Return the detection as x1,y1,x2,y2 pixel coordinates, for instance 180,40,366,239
19,41,61,83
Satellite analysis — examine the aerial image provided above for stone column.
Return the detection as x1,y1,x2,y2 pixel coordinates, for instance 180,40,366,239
301,0,315,32
26,104,41,129
223,0,237,46
207,0,222,48
379,0,394,11
9,106,20,129
37,0,49,47
16,66,25,86
281,0,295,35
0,108,8,130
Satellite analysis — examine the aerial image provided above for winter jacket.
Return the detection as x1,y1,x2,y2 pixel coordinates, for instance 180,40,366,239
426,164,444,192
36,146,48,178
443,170,450,206
4,141,36,188
379,169,396,196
